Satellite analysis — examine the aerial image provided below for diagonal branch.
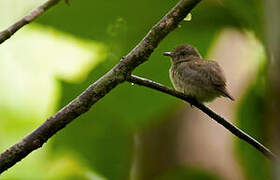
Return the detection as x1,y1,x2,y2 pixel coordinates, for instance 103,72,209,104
0,0,62,45
127,74,277,161
0,0,202,174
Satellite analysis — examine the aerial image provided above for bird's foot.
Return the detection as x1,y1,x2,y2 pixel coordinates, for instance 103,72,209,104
189,97,199,108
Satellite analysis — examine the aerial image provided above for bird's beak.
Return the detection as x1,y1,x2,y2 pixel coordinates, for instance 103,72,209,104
163,52,172,56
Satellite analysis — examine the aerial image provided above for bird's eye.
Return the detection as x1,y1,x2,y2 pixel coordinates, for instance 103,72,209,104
180,51,187,56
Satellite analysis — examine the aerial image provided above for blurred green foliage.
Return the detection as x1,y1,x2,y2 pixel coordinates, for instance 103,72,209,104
154,167,220,180
236,64,271,180
0,0,270,179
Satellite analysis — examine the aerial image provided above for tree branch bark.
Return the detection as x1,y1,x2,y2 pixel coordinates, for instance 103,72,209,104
0,0,62,45
127,74,277,161
0,0,202,174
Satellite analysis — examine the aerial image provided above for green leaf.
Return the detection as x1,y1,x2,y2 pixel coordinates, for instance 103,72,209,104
184,13,192,21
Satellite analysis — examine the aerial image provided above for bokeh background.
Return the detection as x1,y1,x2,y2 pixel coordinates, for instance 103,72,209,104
0,0,276,179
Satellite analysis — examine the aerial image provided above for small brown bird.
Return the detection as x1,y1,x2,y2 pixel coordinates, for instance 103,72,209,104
163,44,234,102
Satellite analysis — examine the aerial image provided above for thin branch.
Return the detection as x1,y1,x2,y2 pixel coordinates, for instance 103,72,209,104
0,0,202,173
0,0,62,45
127,74,277,161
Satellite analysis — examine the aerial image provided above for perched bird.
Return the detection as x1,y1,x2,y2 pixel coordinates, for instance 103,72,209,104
163,44,234,102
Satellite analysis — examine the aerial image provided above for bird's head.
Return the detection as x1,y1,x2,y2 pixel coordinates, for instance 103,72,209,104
163,44,202,64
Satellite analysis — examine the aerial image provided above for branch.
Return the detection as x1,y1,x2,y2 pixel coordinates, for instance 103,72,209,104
127,74,277,161
0,0,62,45
0,0,202,173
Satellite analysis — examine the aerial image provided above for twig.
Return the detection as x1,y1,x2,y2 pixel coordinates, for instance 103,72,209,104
0,0,202,173
127,74,277,161
0,0,61,45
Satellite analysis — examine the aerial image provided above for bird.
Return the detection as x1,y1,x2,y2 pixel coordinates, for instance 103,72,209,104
163,44,234,103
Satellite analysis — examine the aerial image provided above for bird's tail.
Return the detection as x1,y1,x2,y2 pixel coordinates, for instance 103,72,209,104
222,89,234,101
218,88,235,101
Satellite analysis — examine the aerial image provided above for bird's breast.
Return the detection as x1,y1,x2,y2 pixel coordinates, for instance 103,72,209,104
169,66,185,92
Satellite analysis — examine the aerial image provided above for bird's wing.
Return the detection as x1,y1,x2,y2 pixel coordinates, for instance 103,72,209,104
184,60,234,100
186,60,225,86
